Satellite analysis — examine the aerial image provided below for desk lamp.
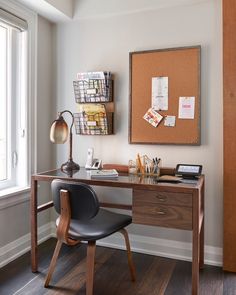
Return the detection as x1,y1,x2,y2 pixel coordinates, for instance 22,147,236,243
50,110,80,172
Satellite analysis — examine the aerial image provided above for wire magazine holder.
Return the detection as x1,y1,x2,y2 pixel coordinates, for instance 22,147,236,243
73,79,113,103
74,104,113,135
73,72,114,135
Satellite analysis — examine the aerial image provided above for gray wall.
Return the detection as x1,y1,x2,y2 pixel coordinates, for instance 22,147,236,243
36,15,54,227
53,0,222,248
0,0,223,267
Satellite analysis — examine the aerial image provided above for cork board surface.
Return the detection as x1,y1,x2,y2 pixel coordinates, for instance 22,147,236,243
129,46,201,145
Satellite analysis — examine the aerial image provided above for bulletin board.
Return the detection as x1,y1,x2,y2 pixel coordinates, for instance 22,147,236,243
129,46,201,145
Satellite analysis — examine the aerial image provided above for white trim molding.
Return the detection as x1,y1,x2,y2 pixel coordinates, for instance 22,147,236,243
0,222,222,269
0,187,30,210
0,222,54,268
73,0,209,21
97,233,223,267
14,0,73,23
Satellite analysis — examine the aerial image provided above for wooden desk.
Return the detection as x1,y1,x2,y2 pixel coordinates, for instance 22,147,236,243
31,168,204,295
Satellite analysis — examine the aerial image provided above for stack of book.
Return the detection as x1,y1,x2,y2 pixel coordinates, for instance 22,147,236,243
89,169,118,179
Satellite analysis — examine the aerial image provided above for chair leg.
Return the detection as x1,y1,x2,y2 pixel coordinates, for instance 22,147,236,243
44,240,63,287
119,228,136,281
86,241,96,295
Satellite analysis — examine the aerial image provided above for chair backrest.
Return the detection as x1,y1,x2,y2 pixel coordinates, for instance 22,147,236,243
51,179,99,220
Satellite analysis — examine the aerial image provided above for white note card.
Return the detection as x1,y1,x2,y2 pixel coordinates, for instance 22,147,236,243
164,116,176,127
178,97,195,119
152,77,168,111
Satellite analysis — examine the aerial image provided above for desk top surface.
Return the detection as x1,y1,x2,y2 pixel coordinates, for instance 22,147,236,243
33,168,204,192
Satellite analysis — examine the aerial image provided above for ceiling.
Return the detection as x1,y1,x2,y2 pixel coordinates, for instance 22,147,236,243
15,0,74,23
14,0,208,23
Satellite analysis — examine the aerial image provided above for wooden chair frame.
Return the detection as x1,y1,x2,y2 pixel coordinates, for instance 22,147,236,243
44,189,136,295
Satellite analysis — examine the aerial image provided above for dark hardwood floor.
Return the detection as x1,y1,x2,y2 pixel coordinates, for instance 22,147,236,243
1,238,236,295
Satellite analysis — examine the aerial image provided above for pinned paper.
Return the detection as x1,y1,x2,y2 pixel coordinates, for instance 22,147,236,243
164,116,176,127
143,108,163,127
178,97,195,119
152,77,168,111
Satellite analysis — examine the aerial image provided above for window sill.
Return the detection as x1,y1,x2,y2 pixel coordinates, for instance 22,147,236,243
0,186,30,210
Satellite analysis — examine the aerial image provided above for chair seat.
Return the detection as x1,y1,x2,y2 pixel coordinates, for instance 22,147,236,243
56,209,132,241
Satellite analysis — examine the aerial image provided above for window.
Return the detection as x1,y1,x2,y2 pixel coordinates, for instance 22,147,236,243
0,9,28,191
0,24,7,182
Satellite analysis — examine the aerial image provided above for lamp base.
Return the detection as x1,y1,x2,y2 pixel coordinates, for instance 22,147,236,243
61,159,80,173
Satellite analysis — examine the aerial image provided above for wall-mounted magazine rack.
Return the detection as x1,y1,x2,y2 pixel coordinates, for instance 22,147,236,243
74,103,113,135
73,78,113,103
73,72,114,135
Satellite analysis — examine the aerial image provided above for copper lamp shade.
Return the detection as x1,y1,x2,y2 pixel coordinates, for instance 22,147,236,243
50,116,68,143
50,110,80,173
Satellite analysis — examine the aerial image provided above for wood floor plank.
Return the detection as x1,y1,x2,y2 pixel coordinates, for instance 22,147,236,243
1,238,236,295
91,249,158,295
223,271,236,295
89,247,137,295
199,265,223,295
164,260,192,295
0,239,58,295
137,257,176,295
46,246,116,295
11,241,88,295
14,244,116,295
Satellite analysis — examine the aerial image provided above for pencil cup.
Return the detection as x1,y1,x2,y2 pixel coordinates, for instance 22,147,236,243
128,160,137,174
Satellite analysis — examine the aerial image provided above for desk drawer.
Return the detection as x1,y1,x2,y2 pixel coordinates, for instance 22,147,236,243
133,189,192,207
132,202,192,229
132,190,192,230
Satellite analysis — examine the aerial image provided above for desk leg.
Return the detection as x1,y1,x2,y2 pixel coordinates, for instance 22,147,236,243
199,182,205,269
31,177,38,272
192,190,200,295
199,217,204,269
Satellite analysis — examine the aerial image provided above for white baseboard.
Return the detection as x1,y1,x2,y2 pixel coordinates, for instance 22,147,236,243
0,222,222,268
0,222,55,268
97,233,223,267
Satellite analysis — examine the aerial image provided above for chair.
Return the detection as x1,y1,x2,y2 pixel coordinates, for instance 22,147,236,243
44,179,136,295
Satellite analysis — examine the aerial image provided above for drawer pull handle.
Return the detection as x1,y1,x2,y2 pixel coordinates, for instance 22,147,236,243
156,196,166,202
157,210,166,215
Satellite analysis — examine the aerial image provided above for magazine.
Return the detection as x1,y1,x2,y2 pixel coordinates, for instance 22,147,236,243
75,103,109,135
90,169,118,178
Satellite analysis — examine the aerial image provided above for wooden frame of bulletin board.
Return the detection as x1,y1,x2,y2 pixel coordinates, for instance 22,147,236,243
129,46,201,145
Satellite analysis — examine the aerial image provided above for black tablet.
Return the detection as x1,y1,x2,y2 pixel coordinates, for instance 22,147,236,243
175,164,202,178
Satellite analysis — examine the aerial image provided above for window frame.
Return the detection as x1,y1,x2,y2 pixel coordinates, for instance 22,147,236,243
0,23,8,183
0,0,37,200
0,23,19,189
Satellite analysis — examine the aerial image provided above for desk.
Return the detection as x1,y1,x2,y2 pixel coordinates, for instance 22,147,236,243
31,168,204,295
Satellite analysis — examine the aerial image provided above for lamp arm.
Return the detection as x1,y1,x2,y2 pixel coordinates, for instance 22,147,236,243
59,110,74,133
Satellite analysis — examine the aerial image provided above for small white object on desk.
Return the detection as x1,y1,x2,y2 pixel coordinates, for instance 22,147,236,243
89,169,118,178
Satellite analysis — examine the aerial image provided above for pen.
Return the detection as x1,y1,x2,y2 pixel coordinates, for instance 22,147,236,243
137,153,145,174
152,158,156,174
153,157,161,174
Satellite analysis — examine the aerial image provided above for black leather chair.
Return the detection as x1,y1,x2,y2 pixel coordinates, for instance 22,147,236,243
44,179,135,295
